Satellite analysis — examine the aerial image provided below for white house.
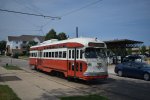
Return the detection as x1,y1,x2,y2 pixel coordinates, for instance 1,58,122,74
6,35,44,55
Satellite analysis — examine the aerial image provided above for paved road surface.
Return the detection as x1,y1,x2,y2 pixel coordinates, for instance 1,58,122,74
0,56,150,100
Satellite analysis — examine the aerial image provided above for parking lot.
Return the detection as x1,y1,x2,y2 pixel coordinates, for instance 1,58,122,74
0,56,150,100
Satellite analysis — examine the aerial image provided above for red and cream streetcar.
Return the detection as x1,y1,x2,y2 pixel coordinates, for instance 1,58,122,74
29,37,108,80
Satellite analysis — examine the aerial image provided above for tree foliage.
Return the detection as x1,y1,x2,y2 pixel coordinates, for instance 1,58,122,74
127,48,132,55
140,45,146,55
0,40,6,54
45,29,57,40
45,29,67,41
26,41,38,56
57,32,67,40
148,46,150,54
28,41,38,47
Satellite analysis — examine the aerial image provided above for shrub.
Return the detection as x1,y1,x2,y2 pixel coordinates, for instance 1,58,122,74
6,53,11,56
12,53,19,58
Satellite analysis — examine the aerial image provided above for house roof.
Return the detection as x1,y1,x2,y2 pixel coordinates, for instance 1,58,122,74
8,35,45,42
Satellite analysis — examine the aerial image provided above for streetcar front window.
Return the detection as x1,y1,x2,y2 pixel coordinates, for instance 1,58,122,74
85,47,106,58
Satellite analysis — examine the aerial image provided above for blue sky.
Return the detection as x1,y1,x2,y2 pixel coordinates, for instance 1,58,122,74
0,0,150,45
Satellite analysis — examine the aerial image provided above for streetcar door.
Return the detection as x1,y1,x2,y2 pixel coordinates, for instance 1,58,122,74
37,51,42,66
67,48,77,78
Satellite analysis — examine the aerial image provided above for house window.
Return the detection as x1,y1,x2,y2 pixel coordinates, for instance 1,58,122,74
16,41,18,44
16,46,18,49
23,41,27,44
22,46,26,49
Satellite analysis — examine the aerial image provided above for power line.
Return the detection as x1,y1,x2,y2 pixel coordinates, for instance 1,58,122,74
14,0,43,15
60,0,102,17
0,8,61,19
40,0,103,29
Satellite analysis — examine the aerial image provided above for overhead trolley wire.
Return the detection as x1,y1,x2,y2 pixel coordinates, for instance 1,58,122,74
40,0,103,28
60,0,103,17
0,8,61,19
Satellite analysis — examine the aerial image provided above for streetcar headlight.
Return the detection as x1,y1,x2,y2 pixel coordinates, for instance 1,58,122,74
84,72,90,76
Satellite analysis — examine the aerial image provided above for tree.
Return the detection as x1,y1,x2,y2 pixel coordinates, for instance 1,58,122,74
140,45,146,55
57,32,67,40
148,46,150,54
0,40,6,55
45,29,57,40
28,41,38,47
26,41,38,56
127,48,132,55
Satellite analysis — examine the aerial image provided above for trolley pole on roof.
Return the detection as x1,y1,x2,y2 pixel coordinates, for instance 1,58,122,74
76,27,78,38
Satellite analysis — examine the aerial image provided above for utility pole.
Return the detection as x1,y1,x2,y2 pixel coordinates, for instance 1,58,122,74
76,27,78,38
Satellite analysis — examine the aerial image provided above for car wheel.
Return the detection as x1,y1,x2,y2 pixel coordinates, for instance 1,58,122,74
143,73,150,81
118,70,123,77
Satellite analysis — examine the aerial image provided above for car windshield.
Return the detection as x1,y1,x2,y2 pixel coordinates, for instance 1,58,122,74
85,47,106,58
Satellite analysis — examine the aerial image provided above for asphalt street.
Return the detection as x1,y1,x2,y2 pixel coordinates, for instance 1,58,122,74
0,56,150,100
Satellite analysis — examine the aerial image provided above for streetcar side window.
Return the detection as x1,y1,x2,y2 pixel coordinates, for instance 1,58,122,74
35,53,37,57
63,51,66,58
40,52,42,57
35,53,36,57
55,52,58,58
46,52,48,57
59,51,62,58
49,52,51,58
72,50,75,59
44,52,46,57
69,50,71,59
52,52,54,58
80,50,83,59
77,50,79,59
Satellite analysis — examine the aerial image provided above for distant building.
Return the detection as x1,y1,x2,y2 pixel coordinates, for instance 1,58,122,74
6,35,44,55
132,47,150,55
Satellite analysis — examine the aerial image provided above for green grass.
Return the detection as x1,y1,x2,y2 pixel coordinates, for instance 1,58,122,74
3,64,21,70
0,85,21,100
18,56,29,60
60,94,108,100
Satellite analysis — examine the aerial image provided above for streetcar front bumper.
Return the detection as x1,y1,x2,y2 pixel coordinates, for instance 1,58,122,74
83,72,108,80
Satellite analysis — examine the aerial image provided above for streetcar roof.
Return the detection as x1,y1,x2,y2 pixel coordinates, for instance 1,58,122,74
30,37,105,48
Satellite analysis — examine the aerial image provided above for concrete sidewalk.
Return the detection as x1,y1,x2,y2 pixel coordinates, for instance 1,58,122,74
0,67,61,100
108,64,116,75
